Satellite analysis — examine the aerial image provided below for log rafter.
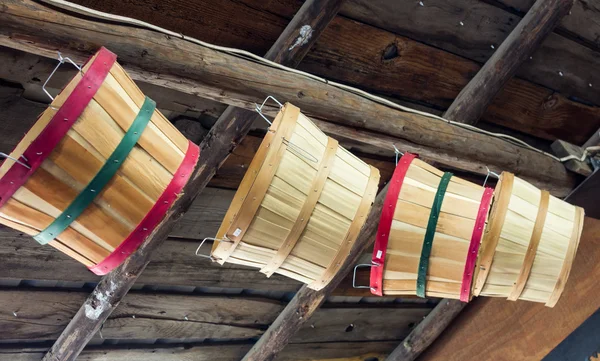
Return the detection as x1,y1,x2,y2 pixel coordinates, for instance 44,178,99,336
0,0,578,195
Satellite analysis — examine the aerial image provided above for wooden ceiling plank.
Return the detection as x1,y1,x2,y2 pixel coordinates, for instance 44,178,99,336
342,0,600,106
0,288,431,342
444,0,573,124
33,1,346,360
0,0,578,195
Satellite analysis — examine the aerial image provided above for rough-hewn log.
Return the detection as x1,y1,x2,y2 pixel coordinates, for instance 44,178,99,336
37,1,345,360
418,217,600,361
384,300,465,361
383,2,573,359
67,0,600,144
240,184,387,361
0,289,430,342
0,0,578,195
444,0,573,124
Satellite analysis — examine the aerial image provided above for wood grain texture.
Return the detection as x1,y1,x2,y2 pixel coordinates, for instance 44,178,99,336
384,299,466,361
0,0,578,196
0,342,398,361
443,0,573,124
0,289,430,342
58,0,600,145
342,0,600,107
494,0,600,51
419,216,600,361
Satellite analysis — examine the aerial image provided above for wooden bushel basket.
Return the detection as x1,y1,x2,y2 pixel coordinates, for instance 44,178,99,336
472,172,584,307
211,103,380,291
0,48,199,275
366,153,493,300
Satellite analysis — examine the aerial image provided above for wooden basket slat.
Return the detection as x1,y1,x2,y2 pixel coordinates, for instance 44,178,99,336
71,99,171,200
97,74,185,174
110,63,189,154
47,135,153,226
0,199,109,263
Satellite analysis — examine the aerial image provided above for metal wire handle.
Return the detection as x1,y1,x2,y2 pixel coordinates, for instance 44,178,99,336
195,237,233,261
352,263,380,290
0,152,31,170
254,95,284,125
283,138,318,163
43,51,83,102
393,144,403,166
483,166,500,188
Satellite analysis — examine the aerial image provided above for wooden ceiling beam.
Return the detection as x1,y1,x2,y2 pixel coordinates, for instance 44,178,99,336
444,0,573,124
35,1,345,360
385,1,573,360
0,0,578,195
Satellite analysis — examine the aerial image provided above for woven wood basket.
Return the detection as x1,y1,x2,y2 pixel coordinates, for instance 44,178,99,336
472,172,584,307
0,47,199,275
368,153,493,300
211,103,380,291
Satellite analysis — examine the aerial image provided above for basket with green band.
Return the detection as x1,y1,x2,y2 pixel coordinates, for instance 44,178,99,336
0,47,199,275
368,153,491,299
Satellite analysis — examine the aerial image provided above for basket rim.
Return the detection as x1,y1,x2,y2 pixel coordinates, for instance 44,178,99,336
211,103,295,256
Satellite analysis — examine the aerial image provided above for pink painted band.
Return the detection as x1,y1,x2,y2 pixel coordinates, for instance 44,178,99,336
460,187,493,302
369,153,417,296
89,140,200,275
0,47,116,208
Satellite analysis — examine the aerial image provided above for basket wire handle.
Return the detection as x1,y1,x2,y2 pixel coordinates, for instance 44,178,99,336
254,96,318,163
352,263,380,290
0,153,31,170
483,166,500,188
393,144,403,166
254,95,283,126
43,52,83,103
195,237,233,261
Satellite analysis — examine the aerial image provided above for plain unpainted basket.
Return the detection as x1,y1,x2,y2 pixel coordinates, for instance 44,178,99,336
472,172,584,307
0,47,198,275
368,153,493,300
211,103,380,291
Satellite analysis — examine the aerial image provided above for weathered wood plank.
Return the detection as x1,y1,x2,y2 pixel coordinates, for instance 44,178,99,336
65,0,600,144
495,0,600,51
342,0,600,106
0,289,431,341
418,216,600,361
1,342,397,361
300,15,600,144
443,0,573,124
0,0,578,196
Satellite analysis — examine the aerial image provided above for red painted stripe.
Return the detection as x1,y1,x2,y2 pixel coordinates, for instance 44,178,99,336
89,140,200,275
369,153,417,296
460,187,494,302
0,47,116,208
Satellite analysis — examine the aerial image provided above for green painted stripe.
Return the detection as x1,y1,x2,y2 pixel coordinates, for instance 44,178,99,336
34,97,156,245
416,172,453,298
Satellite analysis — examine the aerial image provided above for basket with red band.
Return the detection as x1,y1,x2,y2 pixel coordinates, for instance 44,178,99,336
0,47,199,275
